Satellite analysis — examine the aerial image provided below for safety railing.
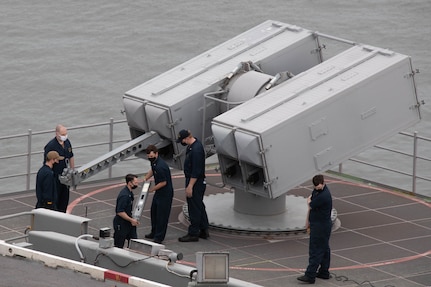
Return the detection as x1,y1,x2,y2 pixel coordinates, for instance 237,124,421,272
0,120,430,197
0,118,138,194
335,131,431,197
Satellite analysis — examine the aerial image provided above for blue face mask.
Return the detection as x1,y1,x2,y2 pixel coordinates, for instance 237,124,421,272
149,157,156,164
181,142,187,146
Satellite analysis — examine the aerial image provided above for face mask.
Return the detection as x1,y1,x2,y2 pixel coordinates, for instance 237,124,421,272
131,184,138,190
148,157,156,164
181,142,187,146
59,135,68,142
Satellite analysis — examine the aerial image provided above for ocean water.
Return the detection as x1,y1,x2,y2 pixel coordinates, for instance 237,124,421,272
1,0,431,194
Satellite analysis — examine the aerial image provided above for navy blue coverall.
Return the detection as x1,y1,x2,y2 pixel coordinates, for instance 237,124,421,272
305,184,333,279
184,138,209,237
149,157,173,242
35,164,57,210
113,186,137,248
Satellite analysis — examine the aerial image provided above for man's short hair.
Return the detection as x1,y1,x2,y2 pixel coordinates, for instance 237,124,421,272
146,144,158,154
312,174,324,186
125,173,138,184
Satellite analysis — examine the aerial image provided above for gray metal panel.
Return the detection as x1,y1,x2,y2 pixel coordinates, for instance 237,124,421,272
212,45,420,198
31,209,89,236
123,96,148,132
145,103,172,139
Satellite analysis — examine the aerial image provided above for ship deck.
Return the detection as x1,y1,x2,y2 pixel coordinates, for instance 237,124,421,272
0,171,430,287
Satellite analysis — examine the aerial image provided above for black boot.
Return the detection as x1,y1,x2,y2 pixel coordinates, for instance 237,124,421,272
297,275,315,284
178,234,199,242
199,229,209,239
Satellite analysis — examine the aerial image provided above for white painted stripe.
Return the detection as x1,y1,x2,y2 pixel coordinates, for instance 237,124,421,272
128,276,172,287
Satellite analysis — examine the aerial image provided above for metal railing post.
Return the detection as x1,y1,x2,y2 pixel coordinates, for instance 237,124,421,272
412,131,418,194
108,118,114,179
26,129,32,191
338,163,343,174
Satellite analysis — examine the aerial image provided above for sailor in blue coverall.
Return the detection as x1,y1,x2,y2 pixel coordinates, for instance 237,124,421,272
143,144,173,244
113,174,140,248
35,151,64,210
298,174,333,284
176,129,209,242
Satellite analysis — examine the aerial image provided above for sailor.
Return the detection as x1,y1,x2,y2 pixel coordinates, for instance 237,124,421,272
143,145,174,244
113,174,140,248
44,124,74,212
176,129,210,242
298,174,333,283
35,151,64,210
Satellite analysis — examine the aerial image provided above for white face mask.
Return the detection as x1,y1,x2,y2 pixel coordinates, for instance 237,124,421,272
59,134,68,142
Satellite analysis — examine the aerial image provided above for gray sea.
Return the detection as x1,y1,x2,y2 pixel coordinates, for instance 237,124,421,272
1,0,431,195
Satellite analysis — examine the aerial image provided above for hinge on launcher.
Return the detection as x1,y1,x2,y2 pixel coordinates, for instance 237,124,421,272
167,119,179,128
311,44,326,55
404,68,420,79
263,177,277,188
258,145,271,155
411,99,425,110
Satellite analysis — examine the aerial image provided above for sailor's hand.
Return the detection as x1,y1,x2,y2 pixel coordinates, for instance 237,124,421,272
185,186,193,198
130,218,139,226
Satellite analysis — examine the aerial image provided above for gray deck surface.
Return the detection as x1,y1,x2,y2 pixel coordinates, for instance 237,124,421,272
0,172,430,287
